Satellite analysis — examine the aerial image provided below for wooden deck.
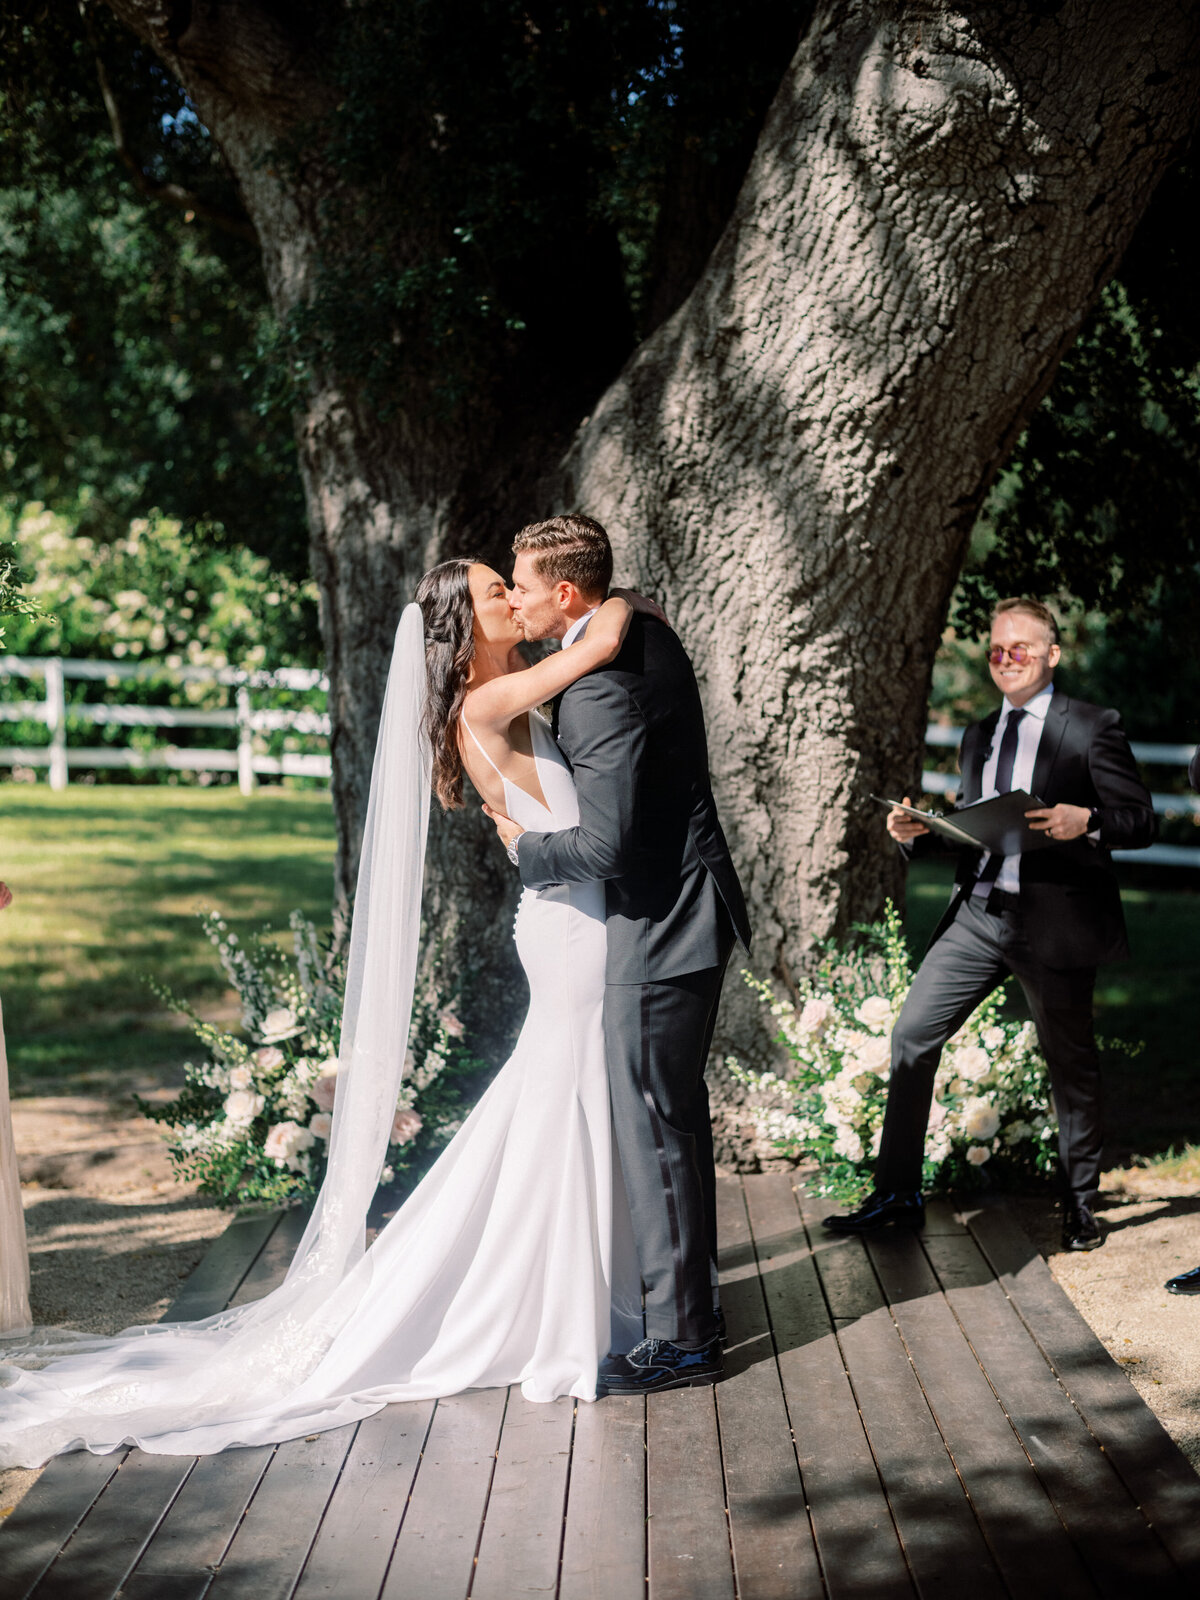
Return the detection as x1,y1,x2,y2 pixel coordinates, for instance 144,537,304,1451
3,1174,1199,1599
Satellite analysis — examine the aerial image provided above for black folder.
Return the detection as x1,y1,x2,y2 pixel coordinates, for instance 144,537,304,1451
871,789,1055,855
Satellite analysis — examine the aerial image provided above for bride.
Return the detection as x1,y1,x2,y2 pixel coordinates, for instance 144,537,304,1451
0,558,646,1468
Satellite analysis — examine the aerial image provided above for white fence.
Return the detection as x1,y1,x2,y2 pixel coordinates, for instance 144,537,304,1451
0,655,330,794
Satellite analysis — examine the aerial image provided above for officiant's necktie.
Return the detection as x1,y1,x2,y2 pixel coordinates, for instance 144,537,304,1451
975,707,1025,891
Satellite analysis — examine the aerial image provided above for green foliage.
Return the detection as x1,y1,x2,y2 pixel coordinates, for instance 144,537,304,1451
951,160,1200,674
140,911,486,1208
3,502,318,666
0,536,47,650
0,4,303,571
0,502,322,778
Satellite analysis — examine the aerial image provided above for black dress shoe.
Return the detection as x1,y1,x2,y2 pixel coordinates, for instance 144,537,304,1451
1062,1202,1103,1251
598,1336,723,1395
1165,1265,1200,1295
823,1189,925,1234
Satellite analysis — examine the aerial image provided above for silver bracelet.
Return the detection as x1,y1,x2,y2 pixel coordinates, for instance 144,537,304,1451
506,836,521,867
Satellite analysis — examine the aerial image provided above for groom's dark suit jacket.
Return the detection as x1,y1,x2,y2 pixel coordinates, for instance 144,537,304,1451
517,613,750,984
924,691,1155,968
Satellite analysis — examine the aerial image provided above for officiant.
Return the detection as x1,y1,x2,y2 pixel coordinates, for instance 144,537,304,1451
826,597,1156,1252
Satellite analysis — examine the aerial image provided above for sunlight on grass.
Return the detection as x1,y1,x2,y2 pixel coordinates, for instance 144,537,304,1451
1139,1144,1200,1183
0,787,336,1093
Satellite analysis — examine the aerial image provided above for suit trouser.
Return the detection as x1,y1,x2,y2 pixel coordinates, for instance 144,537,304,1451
604,938,734,1347
875,895,1103,1209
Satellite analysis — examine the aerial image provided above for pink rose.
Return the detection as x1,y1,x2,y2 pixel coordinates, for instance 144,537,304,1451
308,1111,333,1141
253,1046,285,1073
390,1108,423,1146
312,1066,340,1112
439,1008,465,1039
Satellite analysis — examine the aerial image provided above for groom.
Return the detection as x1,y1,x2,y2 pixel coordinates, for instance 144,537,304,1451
487,512,751,1394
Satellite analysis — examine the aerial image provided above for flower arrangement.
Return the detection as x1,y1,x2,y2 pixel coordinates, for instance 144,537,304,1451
727,904,1059,1199
139,911,483,1207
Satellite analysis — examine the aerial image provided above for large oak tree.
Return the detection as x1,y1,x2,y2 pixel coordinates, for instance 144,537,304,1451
8,2,1200,1083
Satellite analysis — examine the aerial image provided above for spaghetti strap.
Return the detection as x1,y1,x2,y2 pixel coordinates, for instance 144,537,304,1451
460,714,506,782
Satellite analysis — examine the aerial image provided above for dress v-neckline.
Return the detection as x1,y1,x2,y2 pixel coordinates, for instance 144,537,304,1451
461,712,553,818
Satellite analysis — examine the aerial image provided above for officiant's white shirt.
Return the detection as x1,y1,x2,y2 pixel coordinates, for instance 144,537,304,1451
972,682,1054,897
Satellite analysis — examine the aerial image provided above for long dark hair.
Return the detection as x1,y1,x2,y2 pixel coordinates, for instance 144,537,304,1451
415,557,479,810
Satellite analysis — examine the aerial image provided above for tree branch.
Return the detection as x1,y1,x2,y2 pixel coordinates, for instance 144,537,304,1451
79,1,258,246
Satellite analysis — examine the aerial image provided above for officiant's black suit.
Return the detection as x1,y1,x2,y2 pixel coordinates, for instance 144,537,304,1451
875,691,1155,1209
517,613,750,1346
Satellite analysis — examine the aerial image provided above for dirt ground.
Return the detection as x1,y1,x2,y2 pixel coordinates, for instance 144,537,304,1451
2,1105,1198,1524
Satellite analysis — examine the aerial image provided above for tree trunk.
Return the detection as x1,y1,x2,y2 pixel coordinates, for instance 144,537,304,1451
103,0,1200,1101
562,0,1199,1096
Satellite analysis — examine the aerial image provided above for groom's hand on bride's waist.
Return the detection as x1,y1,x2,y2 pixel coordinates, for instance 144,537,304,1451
483,803,525,864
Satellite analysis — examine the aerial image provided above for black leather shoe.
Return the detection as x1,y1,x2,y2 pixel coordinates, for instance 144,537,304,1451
1165,1265,1200,1295
1062,1202,1103,1251
822,1189,925,1234
598,1336,723,1395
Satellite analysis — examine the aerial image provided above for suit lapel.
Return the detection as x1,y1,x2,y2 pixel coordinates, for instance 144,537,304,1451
1031,690,1070,801
962,711,999,803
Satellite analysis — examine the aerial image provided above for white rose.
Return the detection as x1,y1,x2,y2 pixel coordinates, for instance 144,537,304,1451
261,1007,301,1043
833,1128,864,1162
853,1035,891,1074
796,997,832,1036
224,1089,264,1127
965,1144,991,1165
953,1045,992,1082
855,996,892,1032
229,1064,254,1091
263,1119,316,1170
308,1111,333,1141
982,1026,1006,1051
439,1008,465,1038
963,1099,1001,1141
252,1046,285,1073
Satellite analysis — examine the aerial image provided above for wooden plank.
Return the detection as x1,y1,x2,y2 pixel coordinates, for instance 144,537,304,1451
294,1404,434,1600
206,1427,358,1600
225,1208,310,1308
472,1393,575,1600
647,1384,733,1600
924,1232,1176,1597
746,1176,912,1600
0,1453,124,1600
379,1387,507,1600
121,1447,274,1590
716,1176,821,1600
866,1227,1096,1599
796,1188,1007,1600
964,1202,1200,1578
23,1453,197,1600
796,1193,886,1322
0,1210,282,1600
559,1394,645,1600
161,1210,283,1324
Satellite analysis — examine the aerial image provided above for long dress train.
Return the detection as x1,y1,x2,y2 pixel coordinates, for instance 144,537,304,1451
0,707,640,1466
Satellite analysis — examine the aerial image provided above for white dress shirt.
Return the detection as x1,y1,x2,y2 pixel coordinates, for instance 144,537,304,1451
561,607,599,649
971,683,1054,897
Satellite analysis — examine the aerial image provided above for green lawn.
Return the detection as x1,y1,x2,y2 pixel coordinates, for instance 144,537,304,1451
0,787,336,1094
907,861,1200,1165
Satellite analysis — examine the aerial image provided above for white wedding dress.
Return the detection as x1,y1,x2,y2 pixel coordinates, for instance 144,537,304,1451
0,615,641,1468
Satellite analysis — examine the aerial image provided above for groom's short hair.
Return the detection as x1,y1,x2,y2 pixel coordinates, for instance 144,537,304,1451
512,513,613,599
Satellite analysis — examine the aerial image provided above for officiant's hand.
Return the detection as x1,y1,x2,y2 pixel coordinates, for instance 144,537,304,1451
887,797,929,843
482,803,524,852
1026,802,1091,842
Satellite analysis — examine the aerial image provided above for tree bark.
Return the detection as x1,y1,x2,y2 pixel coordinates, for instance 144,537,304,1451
101,0,1200,1096
562,0,1199,1084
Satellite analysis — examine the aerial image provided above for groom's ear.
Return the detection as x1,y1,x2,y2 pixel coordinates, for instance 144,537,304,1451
554,580,577,612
